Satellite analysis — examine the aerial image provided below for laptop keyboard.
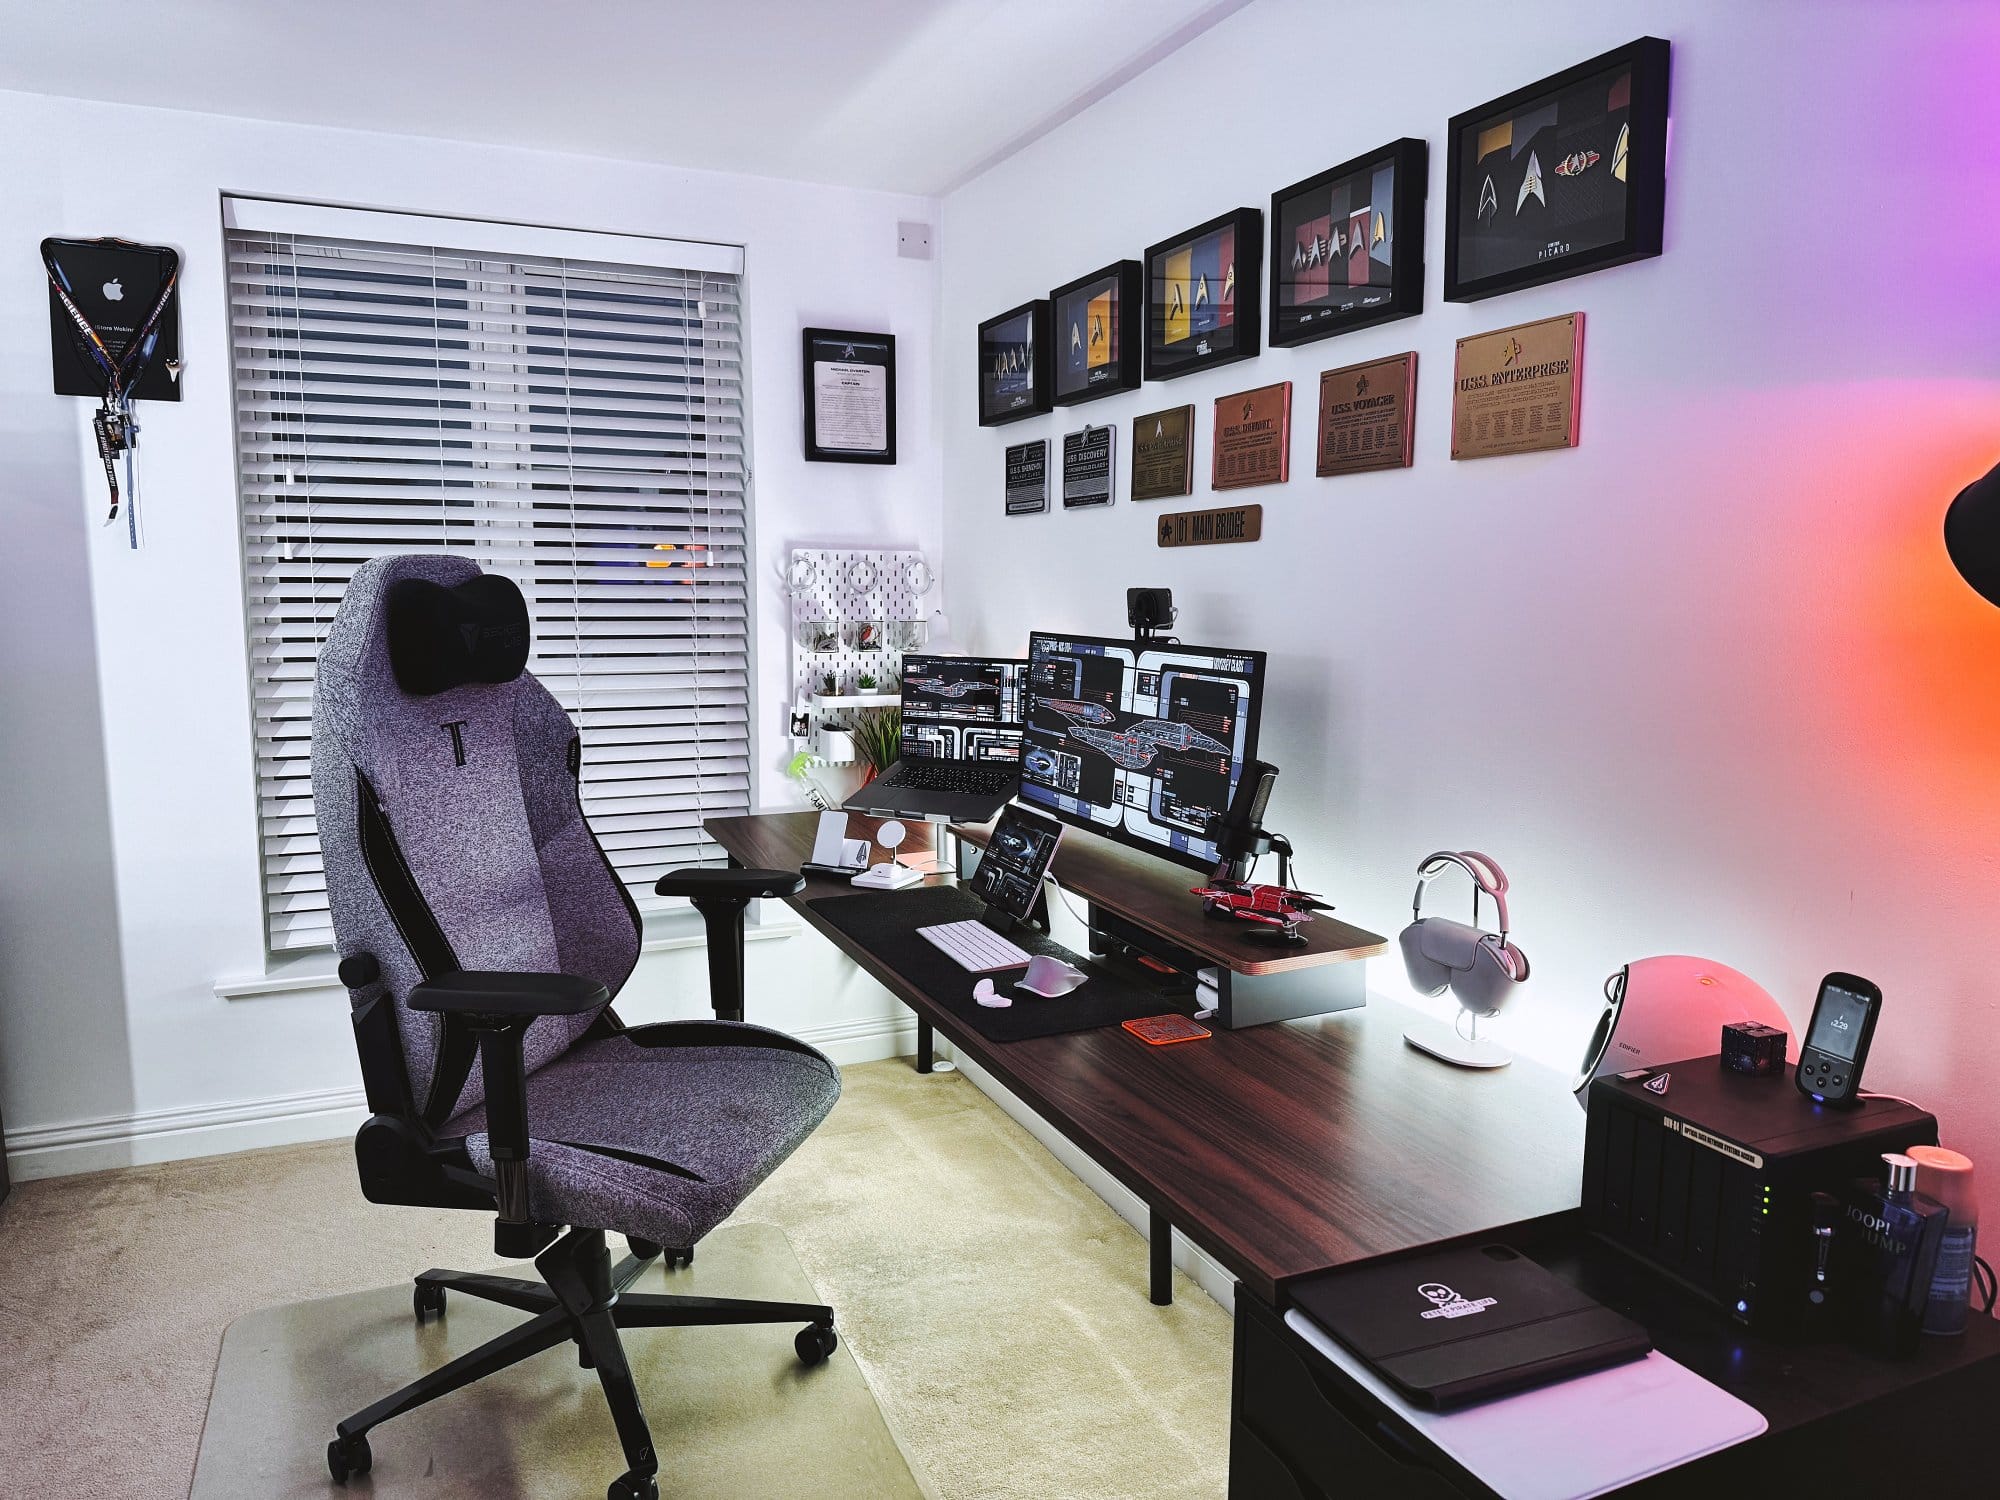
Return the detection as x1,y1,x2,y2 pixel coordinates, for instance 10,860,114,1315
882,760,1017,796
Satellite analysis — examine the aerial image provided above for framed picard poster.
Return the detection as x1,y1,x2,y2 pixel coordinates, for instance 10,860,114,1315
1050,261,1141,406
1144,208,1262,380
1269,139,1427,348
978,300,1052,426
803,327,896,463
1444,37,1671,302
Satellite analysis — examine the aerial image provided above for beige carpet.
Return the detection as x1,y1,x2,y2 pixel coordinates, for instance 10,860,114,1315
192,1222,922,1498
0,1060,1231,1498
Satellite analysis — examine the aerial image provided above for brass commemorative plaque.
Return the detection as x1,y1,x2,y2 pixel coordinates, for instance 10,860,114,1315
1212,381,1292,491
1130,404,1194,501
1451,313,1583,460
1316,352,1417,477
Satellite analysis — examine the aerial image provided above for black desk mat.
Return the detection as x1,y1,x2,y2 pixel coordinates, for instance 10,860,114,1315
807,885,1172,1042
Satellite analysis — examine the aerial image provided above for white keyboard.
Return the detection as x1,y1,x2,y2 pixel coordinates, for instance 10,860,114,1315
917,919,1032,973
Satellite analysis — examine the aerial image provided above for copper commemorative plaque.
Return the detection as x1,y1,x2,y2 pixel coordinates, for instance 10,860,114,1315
1316,352,1417,476
1130,404,1194,501
1451,312,1583,460
1212,381,1292,491
1157,503,1263,548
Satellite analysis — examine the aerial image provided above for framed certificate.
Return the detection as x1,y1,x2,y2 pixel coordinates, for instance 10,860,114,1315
1144,208,1262,381
1049,262,1141,406
803,327,896,464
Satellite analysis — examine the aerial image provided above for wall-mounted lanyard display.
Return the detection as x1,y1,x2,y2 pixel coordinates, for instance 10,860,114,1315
41,238,181,546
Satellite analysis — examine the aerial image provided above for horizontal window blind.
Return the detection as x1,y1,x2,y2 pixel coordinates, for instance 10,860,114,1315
226,205,751,952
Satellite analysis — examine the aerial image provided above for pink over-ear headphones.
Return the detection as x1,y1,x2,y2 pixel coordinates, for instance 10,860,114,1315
1398,851,1531,1017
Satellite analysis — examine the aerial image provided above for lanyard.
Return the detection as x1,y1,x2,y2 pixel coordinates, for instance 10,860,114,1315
41,239,181,538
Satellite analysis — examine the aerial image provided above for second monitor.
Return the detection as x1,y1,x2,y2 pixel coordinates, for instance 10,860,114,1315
1022,632,1265,872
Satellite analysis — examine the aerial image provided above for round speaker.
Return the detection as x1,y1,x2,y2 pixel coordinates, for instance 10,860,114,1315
1572,955,1790,1106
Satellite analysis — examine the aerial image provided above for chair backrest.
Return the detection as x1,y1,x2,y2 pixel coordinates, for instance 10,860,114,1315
313,553,640,1124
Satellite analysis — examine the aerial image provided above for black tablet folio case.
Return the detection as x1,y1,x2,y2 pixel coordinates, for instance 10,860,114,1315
1291,1243,1650,1409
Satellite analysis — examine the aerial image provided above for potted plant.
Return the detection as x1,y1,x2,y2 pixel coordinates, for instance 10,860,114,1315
819,670,838,697
847,707,902,785
857,672,878,692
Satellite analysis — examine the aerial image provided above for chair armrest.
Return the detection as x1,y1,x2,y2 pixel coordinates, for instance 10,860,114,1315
406,973,604,1258
654,867,804,901
408,970,608,1019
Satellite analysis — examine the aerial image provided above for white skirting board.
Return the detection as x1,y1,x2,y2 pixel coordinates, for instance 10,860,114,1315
4,1013,918,1182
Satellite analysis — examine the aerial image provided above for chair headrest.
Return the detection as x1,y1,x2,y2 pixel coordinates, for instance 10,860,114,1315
386,573,531,696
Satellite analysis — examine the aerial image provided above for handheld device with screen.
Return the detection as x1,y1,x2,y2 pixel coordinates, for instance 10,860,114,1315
966,803,1064,930
1795,971,1882,1107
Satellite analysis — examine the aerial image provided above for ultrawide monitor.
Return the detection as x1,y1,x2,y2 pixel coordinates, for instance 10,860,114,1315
1022,632,1265,872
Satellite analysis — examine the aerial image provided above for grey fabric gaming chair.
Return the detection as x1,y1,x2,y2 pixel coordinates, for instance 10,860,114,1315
313,553,838,1500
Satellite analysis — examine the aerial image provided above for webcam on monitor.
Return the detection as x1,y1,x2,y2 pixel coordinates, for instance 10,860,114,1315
1127,587,1177,642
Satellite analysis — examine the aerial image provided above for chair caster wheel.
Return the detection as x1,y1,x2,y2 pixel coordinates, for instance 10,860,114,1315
578,1343,595,1369
414,1282,446,1322
795,1322,838,1366
626,1236,664,1261
327,1432,372,1483
608,1471,659,1500
663,1245,694,1269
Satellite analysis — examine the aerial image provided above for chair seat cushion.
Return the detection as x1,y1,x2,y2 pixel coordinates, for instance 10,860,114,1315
445,1021,840,1248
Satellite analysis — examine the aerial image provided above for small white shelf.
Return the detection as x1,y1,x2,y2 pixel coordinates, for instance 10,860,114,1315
813,692,899,710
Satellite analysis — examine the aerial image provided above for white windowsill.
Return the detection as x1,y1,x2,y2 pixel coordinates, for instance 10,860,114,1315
215,907,802,1002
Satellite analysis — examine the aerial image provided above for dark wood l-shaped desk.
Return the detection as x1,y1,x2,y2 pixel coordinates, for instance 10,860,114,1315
707,810,1585,1309
708,811,2000,1497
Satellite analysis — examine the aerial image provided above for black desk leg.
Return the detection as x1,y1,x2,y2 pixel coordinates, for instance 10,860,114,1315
916,1017,934,1074
1151,1207,1173,1305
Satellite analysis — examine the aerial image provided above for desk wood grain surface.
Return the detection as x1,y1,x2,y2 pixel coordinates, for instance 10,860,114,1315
711,811,1583,1304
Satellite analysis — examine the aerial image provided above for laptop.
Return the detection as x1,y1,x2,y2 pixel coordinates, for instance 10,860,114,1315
844,654,1026,823
1290,1242,1650,1410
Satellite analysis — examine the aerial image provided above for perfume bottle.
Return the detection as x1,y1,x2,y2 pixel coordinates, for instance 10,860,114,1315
1909,1145,1978,1335
1840,1152,1950,1356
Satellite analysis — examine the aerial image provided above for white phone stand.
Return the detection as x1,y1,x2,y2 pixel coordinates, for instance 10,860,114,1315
851,818,925,891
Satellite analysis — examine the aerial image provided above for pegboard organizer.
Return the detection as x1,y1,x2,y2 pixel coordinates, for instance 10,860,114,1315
785,547,934,761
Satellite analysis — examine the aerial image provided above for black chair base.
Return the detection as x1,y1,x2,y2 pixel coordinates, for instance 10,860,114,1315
328,1226,836,1500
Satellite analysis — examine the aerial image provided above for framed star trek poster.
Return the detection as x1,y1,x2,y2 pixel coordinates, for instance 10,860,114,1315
1144,207,1261,381
1445,37,1670,302
1049,262,1141,406
978,299,1052,426
1270,139,1427,348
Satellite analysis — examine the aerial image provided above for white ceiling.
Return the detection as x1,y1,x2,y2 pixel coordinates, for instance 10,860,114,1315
0,0,1252,196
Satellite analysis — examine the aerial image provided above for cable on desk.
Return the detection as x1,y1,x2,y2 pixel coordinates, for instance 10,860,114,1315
1858,1091,1925,1112
1044,874,1092,930
1975,1256,1997,1316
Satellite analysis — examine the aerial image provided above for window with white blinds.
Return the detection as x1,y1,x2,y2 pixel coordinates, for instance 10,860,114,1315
225,199,752,953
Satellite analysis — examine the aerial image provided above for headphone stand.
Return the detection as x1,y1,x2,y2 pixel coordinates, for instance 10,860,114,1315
1402,1009,1514,1070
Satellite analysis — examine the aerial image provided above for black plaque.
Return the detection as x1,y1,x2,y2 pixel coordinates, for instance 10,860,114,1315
1006,438,1049,515
1130,405,1194,501
1062,424,1115,509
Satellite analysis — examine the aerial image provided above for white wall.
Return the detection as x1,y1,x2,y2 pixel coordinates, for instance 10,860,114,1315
0,90,941,1175
941,1,2000,1207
